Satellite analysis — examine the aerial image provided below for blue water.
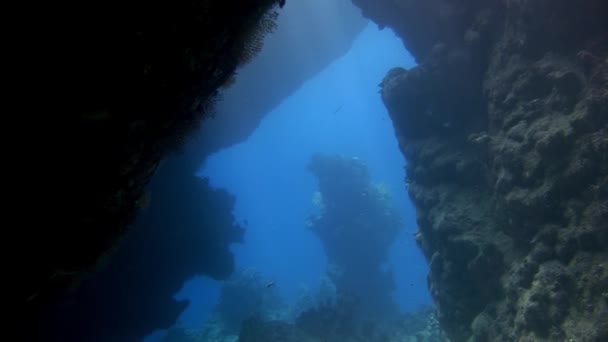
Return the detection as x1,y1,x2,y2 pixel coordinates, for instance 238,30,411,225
172,22,432,332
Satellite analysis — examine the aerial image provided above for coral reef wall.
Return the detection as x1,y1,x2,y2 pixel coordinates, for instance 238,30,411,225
238,297,446,342
307,154,403,319
352,0,608,341
212,269,283,334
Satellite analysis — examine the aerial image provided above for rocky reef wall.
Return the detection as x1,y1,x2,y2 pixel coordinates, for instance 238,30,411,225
307,154,403,320
237,295,445,342
353,0,608,341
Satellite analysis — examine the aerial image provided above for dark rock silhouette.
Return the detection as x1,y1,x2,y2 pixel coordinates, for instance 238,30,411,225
198,0,367,156
20,0,365,338
307,154,402,320
21,0,283,328
24,142,245,341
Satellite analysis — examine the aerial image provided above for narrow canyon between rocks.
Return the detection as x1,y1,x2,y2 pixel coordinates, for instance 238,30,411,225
20,1,607,341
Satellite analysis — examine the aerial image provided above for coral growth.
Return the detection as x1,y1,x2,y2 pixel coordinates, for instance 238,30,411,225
213,269,284,333
355,0,608,340
238,299,447,342
161,154,446,342
161,269,284,342
306,154,403,320
295,293,359,340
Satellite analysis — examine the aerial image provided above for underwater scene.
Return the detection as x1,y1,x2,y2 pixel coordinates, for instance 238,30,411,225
20,0,606,342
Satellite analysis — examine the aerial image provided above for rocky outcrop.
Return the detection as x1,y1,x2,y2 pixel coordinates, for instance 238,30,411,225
24,143,245,341
238,298,446,342
20,0,283,338
354,0,608,341
307,154,403,320
198,0,367,156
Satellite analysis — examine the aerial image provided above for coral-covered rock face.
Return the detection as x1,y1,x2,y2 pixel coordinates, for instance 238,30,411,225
237,298,446,342
214,269,284,333
306,154,403,319
354,0,608,341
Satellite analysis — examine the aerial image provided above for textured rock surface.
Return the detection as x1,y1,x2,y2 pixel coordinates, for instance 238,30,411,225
354,0,608,341
307,154,403,320
237,301,446,342
162,302,446,342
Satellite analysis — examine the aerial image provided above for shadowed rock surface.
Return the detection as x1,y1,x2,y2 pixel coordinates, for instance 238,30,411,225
352,0,608,340
22,0,282,312
19,0,284,339
198,0,367,156
24,143,245,341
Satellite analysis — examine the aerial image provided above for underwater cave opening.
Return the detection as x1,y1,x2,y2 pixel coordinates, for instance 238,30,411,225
147,1,433,341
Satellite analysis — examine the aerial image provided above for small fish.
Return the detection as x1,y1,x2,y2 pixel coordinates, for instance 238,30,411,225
26,291,40,303
266,281,275,288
